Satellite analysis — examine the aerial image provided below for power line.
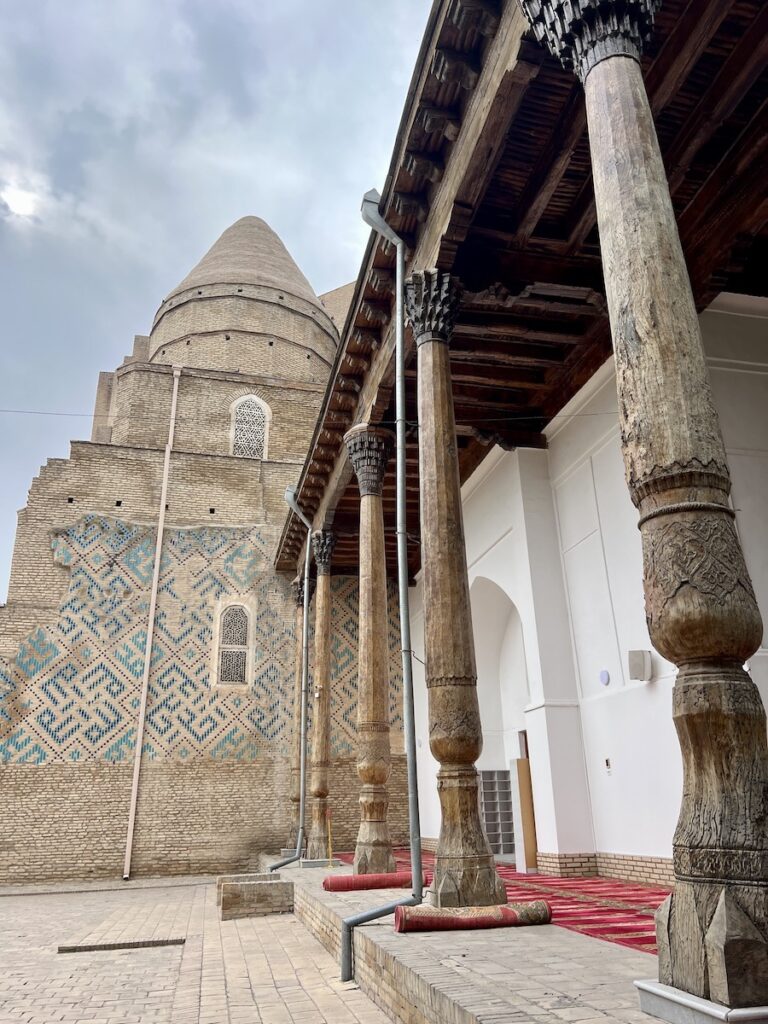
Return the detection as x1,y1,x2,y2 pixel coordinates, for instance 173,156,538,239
0,406,619,427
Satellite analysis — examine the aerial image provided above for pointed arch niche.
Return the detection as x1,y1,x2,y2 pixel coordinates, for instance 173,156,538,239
469,576,530,770
230,394,271,460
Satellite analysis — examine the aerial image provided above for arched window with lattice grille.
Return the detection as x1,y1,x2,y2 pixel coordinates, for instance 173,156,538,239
218,605,249,685
231,395,271,459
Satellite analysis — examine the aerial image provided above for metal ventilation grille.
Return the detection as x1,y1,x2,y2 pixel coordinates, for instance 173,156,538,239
219,606,248,684
221,606,248,646
219,649,247,684
233,397,266,459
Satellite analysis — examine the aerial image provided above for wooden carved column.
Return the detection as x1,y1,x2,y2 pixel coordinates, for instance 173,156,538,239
405,270,506,908
288,572,315,850
306,529,336,860
345,424,397,875
519,1,768,1007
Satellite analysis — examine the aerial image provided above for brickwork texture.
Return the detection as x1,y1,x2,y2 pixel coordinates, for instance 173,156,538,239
0,217,407,884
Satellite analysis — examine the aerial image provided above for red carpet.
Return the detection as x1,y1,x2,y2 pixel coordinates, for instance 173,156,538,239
394,899,551,933
337,849,668,954
323,871,432,891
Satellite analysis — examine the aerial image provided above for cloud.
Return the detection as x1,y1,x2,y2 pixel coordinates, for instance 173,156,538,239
0,0,432,598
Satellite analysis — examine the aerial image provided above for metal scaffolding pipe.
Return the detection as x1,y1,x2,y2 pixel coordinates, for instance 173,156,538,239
123,365,182,880
336,190,425,983
269,487,314,872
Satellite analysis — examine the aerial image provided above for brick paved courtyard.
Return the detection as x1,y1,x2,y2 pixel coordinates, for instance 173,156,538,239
0,880,388,1024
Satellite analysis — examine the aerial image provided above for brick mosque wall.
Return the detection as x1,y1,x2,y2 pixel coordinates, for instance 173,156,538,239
536,852,598,877
595,852,674,888
0,756,410,883
0,515,405,882
536,850,674,887
108,363,325,462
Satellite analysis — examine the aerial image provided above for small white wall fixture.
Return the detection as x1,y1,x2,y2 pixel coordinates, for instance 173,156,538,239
628,650,653,682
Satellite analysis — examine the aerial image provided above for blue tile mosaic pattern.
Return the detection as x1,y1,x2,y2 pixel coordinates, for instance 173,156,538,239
0,516,403,765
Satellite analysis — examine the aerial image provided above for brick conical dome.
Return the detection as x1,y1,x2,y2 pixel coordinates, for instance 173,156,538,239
148,216,337,376
165,216,320,308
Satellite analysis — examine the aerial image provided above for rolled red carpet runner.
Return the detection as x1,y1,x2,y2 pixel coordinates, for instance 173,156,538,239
393,899,552,933
323,871,430,892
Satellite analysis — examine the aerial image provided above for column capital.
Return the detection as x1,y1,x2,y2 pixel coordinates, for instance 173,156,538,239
312,529,336,576
405,269,462,345
517,0,661,83
292,573,316,607
344,424,395,497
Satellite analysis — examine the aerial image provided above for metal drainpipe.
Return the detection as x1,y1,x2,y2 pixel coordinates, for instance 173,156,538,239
269,487,314,871
123,365,182,880
337,192,424,983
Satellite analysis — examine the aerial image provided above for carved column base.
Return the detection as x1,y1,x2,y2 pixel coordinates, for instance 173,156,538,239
658,884,768,1008
430,765,506,907
354,784,396,874
306,798,329,861
655,663,768,1008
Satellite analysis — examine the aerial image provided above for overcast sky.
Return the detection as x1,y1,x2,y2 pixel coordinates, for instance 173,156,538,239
0,0,432,600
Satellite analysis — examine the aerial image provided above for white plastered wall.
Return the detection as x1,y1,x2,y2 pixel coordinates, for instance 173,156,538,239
411,444,595,857
410,296,768,863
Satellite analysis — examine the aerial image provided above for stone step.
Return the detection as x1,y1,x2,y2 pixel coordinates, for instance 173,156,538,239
217,875,293,921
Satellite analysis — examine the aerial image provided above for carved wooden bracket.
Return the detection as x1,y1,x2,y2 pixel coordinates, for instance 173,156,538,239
416,105,461,141
447,0,500,37
432,48,480,90
403,150,445,184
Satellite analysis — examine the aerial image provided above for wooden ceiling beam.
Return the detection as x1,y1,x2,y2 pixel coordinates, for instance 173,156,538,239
455,422,547,450
453,321,579,345
455,313,587,341
412,4,540,269
450,387,534,409
458,242,605,293
679,100,768,242
514,87,587,244
666,5,768,194
450,341,567,368
438,49,542,265
679,102,768,297
407,365,546,388
643,0,734,114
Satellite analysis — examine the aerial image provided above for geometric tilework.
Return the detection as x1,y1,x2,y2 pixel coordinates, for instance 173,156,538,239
0,515,403,765
329,576,404,756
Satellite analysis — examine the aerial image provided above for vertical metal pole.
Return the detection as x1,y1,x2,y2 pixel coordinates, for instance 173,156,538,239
269,515,313,873
339,195,425,981
395,240,423,900
297,533,312,855
123,366,181,879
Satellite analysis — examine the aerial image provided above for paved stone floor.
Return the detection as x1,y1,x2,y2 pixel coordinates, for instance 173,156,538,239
289,863,661,1024
0,881,389,1024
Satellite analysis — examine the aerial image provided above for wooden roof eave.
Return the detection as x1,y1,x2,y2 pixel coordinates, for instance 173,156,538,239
274,0,540,574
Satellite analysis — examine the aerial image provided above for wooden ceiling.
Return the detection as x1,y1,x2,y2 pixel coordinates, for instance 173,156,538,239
275,0,768,578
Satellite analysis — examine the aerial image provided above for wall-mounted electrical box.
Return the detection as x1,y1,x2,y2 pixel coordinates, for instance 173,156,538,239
628,650,653,682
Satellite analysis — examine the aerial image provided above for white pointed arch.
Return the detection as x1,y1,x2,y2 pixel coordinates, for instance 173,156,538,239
230,394,271,460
